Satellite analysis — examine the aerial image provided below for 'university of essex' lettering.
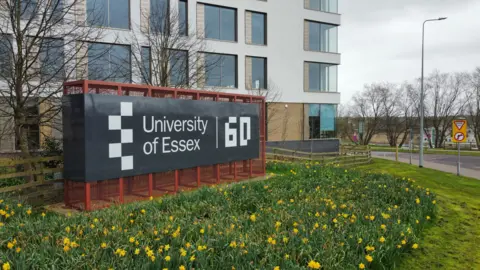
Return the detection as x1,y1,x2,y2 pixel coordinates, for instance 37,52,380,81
143,116,208,134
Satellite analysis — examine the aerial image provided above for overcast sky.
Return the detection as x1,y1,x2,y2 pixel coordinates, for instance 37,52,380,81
338,0,480,103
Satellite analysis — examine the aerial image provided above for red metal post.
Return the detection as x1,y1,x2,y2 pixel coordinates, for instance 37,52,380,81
147,87,153,197
249,159,253,178
119,178,124,203
233,162,237,181
148,174,153,197
85,183,91,211
196,167,201,187
174,170,179,192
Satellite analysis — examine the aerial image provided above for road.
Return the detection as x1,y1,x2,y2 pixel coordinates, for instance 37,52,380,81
372,152,480,179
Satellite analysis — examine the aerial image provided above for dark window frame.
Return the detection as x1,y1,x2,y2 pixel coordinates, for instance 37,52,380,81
305,0,339,14
141,46,151,84
169,49,189,86
247,55,267,89
307,103,337,139
203,3,238,42
150,0,170,34
86,0,131,30
305,61,337,92
87,41,132,83
179,0,188,36
305,19,338,53
246,10,267,45
204,52,238,88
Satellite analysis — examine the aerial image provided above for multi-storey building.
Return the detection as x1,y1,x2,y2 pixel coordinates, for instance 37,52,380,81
0,0,341,152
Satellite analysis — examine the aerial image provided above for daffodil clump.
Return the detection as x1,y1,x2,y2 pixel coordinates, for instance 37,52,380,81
0,163,435,269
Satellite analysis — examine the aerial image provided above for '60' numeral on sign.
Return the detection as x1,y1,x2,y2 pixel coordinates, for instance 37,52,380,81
225,117,251,147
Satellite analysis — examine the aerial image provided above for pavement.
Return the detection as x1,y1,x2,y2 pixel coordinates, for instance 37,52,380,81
372,152,480,180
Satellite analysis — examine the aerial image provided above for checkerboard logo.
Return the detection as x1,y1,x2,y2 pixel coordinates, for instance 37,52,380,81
108,102,134,170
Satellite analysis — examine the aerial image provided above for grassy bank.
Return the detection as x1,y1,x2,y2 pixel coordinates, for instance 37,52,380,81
356,159,480,269
0,164,434,269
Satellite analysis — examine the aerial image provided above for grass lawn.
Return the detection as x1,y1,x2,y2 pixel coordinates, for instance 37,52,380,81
356,159,480,270
0,164,435,269
369,146,480,157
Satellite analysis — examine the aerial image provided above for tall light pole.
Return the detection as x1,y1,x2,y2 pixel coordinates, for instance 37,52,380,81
419,17,447,168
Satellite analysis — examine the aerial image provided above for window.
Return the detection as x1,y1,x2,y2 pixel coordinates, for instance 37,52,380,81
205,53,237,88
39,38,65,81
308,21,337,53
306,0,338,13
16,99,40,151
48,0,63,22
205,4,236,41
308,104,336,139
88,43,131,83
169,50,188,86
0,35,12,78
251,11,266,45
179,0,188,36
151,0,169,33
307,62,337,92
247,56,267,89
87,0,129,29
21,0,38,20
141,47,151,84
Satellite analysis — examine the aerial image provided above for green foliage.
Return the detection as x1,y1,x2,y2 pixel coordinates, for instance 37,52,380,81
41,137,63,169
0,163,435,269
356,158,480,269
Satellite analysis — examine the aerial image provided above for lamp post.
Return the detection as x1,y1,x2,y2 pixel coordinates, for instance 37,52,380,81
419,17,447,168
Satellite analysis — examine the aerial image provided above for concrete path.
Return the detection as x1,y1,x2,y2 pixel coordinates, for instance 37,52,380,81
372,152,480,180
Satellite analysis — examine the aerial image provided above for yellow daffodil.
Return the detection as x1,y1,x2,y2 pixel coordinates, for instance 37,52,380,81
307,260,321,269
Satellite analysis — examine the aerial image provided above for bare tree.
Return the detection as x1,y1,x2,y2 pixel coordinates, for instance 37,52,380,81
128,1,217,89
377,83,408,147
0,0,106,179
350,83,384,145
423,70,468,148
466,67,480,149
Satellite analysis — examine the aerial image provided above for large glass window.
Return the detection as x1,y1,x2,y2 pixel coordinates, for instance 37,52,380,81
151,0,169,33
87,0,129,29
39,38,65,80
141,47,151,84
251,12,266,45
169,50,188,86
48,0,63,22
308,104,336,139
21,0,38,20
205,53,237,88
307,0,338,13
0,35,12,79
179,0,188,36
88,43,131,83
205,5,236,41
250,57,267,89
308,62,337,92
308,21,337,53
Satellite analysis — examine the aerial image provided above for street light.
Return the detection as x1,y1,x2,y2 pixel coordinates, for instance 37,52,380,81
419,17,447,168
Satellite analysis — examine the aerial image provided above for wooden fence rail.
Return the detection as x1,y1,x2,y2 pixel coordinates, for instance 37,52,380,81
0,156,63,193
266,146,371,167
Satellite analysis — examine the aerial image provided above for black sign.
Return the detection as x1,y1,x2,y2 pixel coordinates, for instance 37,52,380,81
62,94,260,182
